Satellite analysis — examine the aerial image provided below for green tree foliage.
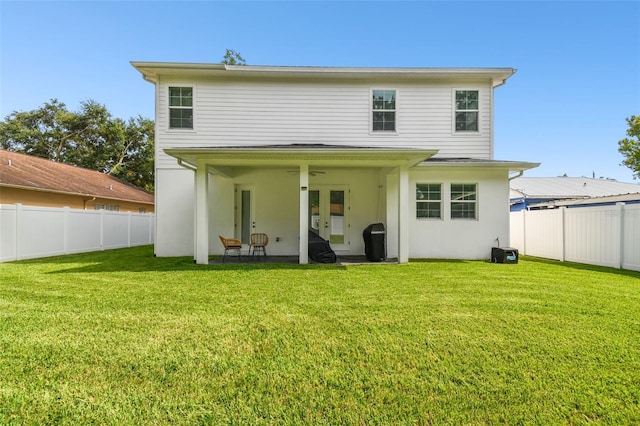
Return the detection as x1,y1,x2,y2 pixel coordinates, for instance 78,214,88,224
220,49,246,65
618,115,640,179
0,99,155,192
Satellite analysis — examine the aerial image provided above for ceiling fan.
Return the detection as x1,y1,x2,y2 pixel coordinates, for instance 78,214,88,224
286,170,326,177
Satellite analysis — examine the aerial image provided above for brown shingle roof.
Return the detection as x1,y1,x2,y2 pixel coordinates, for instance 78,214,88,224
0,150,154,204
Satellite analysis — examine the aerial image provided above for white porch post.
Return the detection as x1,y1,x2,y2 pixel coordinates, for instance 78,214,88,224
299,163,309,264
397,166,410,263
194,160,209,264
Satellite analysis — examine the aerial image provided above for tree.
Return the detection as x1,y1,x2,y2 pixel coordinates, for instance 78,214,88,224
108,116,155,192
618,115,640,179
0,99,155,191
220,49,246,65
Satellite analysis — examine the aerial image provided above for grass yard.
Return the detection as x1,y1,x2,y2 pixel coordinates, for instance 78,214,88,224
1,246,639,425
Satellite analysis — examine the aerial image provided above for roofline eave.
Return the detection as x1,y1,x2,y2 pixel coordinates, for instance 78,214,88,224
130,61,516,85
0,183,154,205
164,146,439,168
417,159,540,174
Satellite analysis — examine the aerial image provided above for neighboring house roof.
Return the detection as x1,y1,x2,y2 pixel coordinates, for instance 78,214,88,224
0,150,154,204
132,62,517,88
510,176,640,200
529,192,640,209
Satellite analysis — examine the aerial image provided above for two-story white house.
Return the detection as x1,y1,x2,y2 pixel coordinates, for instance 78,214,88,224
131,62,538,264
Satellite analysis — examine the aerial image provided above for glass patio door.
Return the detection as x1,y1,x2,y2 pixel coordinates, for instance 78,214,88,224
235,185,255,244
309,186,349,250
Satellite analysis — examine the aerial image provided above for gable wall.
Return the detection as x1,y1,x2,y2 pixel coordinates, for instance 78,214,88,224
154,76,495,168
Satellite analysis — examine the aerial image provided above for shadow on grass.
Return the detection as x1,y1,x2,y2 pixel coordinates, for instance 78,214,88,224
521,255,640,279
12,245,640,279
14,245,348,274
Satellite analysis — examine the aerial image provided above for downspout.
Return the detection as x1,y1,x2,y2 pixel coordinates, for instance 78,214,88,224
509,170,524,181
84,197,96,210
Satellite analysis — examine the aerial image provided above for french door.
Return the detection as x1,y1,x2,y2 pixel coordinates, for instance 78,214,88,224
309,186,349,250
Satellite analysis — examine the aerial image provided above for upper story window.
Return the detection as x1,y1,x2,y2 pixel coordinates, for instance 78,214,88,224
451,183,477,220
169,87,193,129
455,90,479,132
416,183,442,219
372,89,396,132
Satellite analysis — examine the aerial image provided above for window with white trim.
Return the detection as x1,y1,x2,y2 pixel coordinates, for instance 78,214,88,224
169,87,193,129
450,183,477,219
455,90,479,132
372,89,396,132
95,203,119,211
416,183,442,219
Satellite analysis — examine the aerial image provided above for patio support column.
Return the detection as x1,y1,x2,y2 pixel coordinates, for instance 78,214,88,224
397,165,410,264
299,163,309,264
194,160,209,265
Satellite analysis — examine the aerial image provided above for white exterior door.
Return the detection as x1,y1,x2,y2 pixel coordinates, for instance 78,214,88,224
234,185,255,244
309,185,349,250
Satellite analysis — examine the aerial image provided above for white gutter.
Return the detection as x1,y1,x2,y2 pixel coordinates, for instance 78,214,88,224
176,158,197,171
509,170,524,181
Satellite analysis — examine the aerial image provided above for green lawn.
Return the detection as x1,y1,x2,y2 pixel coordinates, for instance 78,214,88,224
1,246,639,425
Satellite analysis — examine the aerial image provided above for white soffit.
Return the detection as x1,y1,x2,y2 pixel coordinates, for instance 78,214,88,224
131,62,516,87
417,158,540,174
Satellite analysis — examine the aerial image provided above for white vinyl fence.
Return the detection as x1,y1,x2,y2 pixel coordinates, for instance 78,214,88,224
1,204,154,263
510,203,640,271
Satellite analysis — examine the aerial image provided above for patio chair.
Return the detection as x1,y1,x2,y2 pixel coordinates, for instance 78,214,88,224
249,233,269,259
219,236,243,263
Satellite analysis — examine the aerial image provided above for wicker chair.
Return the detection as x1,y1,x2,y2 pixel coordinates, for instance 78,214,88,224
219,236,243,263
249,233,269,259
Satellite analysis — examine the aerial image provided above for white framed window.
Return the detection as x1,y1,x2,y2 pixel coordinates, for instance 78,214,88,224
169,87,193,129
450,183,477,220
416,183,442,219
454,90,479,132
95,203,119,211
372,89,396,132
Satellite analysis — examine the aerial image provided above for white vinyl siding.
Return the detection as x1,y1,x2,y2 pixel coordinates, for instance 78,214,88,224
155,78,494,168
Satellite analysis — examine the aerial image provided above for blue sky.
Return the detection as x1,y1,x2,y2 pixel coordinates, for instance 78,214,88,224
1,1,639,182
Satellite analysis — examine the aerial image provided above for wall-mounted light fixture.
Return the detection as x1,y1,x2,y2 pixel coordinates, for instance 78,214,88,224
301,186,308,191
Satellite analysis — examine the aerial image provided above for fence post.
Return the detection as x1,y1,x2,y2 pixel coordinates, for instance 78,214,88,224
127,211,132,247
63,206,70,255
522,209,527,255
100,209,105,250
15,203,22,261
618,202,625,269
561,207,566,262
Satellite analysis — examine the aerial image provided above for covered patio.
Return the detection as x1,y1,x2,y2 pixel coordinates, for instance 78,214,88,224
165,144,437,265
